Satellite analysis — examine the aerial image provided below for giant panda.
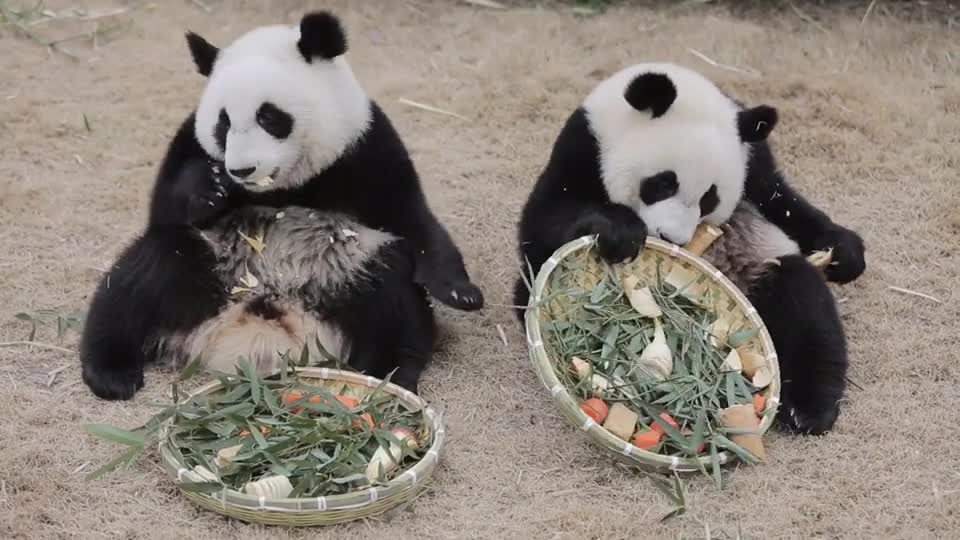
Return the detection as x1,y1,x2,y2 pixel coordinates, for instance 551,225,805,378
80,11,484,400
514,63,866,435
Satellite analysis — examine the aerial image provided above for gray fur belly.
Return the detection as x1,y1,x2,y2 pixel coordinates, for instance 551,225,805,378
700,202,799,294
208,206,396,299
161,207,397,374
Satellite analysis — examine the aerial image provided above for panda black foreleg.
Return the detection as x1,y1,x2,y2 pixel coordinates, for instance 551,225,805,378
411,217,485,313
744,145,865,284
513,201,648,324
748,255,848,435
337,254,436,394
80,228,227,400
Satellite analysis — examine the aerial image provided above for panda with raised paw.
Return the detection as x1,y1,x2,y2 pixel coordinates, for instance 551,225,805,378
514,63,865,435
80,11,483,400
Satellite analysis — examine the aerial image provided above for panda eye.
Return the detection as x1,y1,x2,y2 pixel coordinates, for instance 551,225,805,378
699,184,720,217
214,108,230,151
256,102,294,140
639,171,679,205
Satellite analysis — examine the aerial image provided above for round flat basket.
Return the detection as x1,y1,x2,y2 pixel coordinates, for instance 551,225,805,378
524,235,781,474
157,367,444,527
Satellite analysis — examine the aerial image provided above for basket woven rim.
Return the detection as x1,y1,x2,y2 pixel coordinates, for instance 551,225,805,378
157,367,444,515
524,235,781,473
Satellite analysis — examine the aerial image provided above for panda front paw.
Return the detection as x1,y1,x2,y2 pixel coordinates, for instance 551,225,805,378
425,278,485,311
570,207,648,264
82,363,145,401
810,225,865,284
777,398,840,436
184,161,233,227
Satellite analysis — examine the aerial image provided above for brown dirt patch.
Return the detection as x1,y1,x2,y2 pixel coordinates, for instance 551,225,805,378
1,1,958,539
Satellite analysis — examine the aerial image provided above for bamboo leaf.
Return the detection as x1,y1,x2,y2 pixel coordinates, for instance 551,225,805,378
85,446,142,481
713,434,759,465
179,481,224,493
83,424,146,447
239,360,261,406
178,355,205,382
710,441,722,490
727,327,759,348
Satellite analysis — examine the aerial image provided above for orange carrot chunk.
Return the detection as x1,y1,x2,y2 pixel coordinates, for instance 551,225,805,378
336,395,360,409
579,398,609,424
650,413,679,435
753,394,766,416
632,428,662,450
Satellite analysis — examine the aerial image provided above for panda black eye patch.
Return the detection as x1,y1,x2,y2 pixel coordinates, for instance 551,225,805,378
639,171,679,205
256,102,294,139
699,184,720,217
214,108,230,151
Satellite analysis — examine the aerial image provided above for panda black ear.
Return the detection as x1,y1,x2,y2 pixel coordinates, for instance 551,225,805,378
737,105,778,142
624,73,677,118
185,31,218,77
297,11,347,62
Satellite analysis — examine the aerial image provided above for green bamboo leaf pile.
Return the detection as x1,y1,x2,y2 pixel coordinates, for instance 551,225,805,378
543,256,767,486
83,360,429,499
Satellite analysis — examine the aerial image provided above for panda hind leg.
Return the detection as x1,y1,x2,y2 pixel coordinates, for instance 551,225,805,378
748,254,849,435
341,266,436,394
80,228,225,400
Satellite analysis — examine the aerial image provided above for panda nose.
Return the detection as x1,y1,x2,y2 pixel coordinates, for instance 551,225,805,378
229,167,256,179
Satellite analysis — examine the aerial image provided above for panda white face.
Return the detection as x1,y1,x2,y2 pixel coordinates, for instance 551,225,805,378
187,13,372,191
584,63,777,245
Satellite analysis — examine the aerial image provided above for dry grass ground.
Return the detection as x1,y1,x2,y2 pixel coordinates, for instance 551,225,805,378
1,0,959,538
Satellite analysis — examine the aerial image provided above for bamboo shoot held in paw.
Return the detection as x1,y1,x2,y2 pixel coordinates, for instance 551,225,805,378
684,223,723,256
602,403,638,440
638,319,672,380
719,404,766,461
622,274,662,318
365,428,419,483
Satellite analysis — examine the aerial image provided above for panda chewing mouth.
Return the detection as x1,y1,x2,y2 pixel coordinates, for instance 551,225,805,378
244,168,280,188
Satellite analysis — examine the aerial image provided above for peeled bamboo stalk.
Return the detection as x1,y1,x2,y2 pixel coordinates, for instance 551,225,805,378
684,224,724,256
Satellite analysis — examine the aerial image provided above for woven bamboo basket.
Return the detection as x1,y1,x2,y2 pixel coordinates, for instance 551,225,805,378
524,231,781,474
156,367,444,526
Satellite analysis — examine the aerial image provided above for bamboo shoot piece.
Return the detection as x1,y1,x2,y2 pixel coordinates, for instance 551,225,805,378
365,428,418,483
719,404,766,461
602,403,638,440
570,357,591,380
243,475,294,499
622,274,662,318
685,223,724,256
738,349,767,378
638,318,673,380
751,366,774,389
720,348,742,372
